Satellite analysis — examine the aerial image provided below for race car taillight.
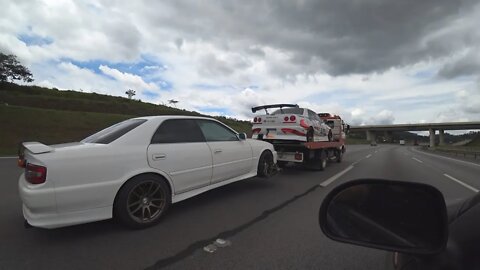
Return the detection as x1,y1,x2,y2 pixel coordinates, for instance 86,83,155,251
300,119,309,129
257,117,262,123
284,116,289,121
253,117,257,122
25,163,47,184
290,115,296,121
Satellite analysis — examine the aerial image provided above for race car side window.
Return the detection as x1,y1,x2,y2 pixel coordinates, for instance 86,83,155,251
151,119,206,144
308,110,321,121
196,120,239,142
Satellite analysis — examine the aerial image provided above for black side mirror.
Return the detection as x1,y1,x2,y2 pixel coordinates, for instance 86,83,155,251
237,133,247,140
346,125,350,134
319,179,448,255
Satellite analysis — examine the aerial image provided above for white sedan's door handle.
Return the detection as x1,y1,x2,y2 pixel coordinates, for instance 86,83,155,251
152,154,166,160
214,149,222,154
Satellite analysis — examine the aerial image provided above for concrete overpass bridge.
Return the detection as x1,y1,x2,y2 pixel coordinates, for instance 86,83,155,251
350,121,480,147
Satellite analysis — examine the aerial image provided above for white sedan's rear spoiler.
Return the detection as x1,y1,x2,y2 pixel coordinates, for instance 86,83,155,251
22,142,54,154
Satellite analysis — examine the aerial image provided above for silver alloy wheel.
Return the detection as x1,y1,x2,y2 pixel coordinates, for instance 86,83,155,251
262,155,274,176
127,181,166,223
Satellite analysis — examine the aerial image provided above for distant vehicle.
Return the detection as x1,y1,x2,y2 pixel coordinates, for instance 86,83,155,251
252,107,347,171
18,116,277,229
399,140,405,145
370,141,377,146
414,139,419,146
251,104,332,142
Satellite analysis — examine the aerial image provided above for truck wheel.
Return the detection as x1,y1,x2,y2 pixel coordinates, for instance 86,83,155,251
258,150,275,177
114,175,171,229
307,150,327,171
306,127,314,142
319,156,327,170
335,149,343,163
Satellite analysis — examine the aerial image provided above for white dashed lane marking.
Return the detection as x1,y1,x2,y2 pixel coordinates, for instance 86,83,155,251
443,174,479,193
412,157,423,163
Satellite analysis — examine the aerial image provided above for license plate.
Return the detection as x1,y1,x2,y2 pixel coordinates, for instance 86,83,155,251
266,128,276,139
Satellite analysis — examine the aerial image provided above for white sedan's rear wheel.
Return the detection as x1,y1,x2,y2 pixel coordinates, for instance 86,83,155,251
114,175,171,229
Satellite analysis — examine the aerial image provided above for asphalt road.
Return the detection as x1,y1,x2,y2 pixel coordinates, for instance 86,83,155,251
1,144,479,270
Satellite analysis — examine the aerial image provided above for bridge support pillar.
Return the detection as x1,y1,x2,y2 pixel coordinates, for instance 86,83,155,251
384,131,393,143
429,128,436,148
439,129,445,146
366,130,376,142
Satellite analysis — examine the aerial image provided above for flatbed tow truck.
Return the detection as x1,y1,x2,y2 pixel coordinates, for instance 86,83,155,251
272,139,346,170
252,106,349,170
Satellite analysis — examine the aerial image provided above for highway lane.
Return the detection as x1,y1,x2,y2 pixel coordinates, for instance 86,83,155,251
0,144,478,270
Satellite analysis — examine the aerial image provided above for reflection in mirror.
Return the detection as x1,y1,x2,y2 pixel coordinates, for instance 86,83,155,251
238,133,247,140
323,181,447,254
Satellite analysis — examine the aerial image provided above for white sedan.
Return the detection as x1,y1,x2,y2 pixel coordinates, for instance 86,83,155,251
18,116,277,229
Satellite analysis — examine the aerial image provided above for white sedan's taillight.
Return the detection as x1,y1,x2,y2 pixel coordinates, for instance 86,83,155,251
25,163,47,184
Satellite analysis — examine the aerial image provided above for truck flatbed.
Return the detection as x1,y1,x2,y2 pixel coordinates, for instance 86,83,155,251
264,139,345,150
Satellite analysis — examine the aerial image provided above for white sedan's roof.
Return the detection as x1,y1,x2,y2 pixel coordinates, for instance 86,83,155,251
134,115,215,121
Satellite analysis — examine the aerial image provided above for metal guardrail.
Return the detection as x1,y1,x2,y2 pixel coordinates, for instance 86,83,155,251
422,146,480,159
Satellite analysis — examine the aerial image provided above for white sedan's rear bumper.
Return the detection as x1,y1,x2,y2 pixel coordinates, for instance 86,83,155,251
19,174,111,229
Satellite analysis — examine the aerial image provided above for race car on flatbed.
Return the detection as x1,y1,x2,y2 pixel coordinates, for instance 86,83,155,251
251,104,332,142
251,104,349,171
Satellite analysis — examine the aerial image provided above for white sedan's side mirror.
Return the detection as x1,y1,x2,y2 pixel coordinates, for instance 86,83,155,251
237,133,247,140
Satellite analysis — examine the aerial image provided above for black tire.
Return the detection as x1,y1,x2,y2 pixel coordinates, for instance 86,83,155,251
319,155,327,171
328,130,333,142
114,174,171,229
335,149,343,163
306,127,314,142
257,150,275,177
306,150,327,171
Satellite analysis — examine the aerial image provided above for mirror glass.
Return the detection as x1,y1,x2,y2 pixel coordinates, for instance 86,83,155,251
238,133,247,140
322,181,447,254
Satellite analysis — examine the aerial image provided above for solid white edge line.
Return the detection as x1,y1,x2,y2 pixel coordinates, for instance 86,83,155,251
443,174,479,193
365,154,372,158
411,147,480,168
0,157,17,159
319,165,354,187
411,157,423,163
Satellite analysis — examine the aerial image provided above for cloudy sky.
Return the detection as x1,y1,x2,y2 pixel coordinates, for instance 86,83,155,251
1,0,480,125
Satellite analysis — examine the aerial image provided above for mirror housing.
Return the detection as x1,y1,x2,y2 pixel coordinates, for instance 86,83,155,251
319,179,448,255
237,133,247,140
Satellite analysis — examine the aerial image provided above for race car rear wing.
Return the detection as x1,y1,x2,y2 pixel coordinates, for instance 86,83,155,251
251,104,299,114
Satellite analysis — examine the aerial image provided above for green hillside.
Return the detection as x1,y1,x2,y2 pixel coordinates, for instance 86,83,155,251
466,134,480,147
0,82,252,155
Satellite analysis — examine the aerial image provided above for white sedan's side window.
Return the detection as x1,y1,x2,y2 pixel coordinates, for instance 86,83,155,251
197,120,239,142
151,119,205,144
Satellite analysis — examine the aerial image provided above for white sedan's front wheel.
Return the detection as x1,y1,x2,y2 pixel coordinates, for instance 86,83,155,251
257,150,275,177
114,175,171,229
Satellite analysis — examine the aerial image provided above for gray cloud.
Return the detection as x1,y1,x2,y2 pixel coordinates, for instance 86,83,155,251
438,49,480,78
138,0,479,77
198,54,234,77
